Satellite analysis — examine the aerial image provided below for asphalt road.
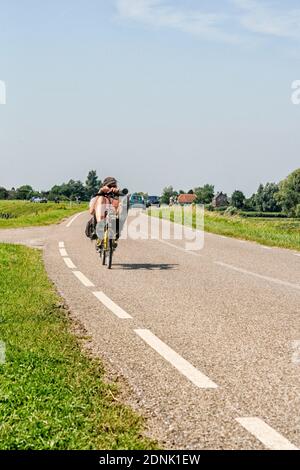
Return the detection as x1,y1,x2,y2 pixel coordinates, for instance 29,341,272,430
1,210,299,450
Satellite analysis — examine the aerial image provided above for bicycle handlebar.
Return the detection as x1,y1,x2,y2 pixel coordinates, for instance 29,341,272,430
96,190,128,199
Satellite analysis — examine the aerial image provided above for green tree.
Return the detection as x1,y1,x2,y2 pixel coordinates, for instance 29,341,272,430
0,187,8,199
48,180,87,201
7,188,17,200
255,184,264,211
277,168,300,216
231,190,245,209
194,185,214,204
261,183,280,212
85,170,101,199
68,180,87,201
161,186,176,205
16,185,34,200
244,193,256,211
254,183,280,212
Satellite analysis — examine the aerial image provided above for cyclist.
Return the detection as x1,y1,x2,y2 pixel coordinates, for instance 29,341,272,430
89,176,127,245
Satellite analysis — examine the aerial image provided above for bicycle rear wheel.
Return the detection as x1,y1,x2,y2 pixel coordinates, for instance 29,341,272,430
107,239,113,269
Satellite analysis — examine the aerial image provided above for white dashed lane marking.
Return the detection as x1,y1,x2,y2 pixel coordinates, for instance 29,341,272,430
59,248,68,257
134,329,218,389
93,292,132,319
236,417,298,450
56,238,299,446
63,257,77,269
73,271,94,287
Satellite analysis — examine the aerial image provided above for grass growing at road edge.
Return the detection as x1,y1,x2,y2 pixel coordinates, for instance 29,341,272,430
0,244,156,450
149,207,300,251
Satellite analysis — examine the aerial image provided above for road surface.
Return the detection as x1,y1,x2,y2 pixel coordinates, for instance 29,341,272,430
0,211,299,450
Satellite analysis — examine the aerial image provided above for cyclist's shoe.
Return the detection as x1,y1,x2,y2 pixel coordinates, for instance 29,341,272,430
95,239,102,252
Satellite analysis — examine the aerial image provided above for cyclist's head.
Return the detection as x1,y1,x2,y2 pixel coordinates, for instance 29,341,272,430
102,177,117,189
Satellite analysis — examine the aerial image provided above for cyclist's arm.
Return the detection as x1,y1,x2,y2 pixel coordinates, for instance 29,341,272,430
89,196,98,215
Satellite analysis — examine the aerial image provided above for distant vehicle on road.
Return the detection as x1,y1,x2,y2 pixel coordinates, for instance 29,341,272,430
31,197,48,203
129,193,146,209
146,196,160,208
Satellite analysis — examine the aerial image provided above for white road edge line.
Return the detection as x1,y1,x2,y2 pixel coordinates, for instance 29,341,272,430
215,261,300,291
66,212,84,228
59,248,68,257
159,239,201,256
63,257,77,269
58,241,65,248
236,417,298,450
134,329,218,389
93,292,132,319
73,271,94,287
138,229,201,257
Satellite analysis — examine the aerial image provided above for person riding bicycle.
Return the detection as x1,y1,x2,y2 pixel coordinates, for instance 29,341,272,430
89,176,127,244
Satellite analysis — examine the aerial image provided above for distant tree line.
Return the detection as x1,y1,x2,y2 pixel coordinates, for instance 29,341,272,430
0,170,102,203
1,167,300,217
161,168,300,217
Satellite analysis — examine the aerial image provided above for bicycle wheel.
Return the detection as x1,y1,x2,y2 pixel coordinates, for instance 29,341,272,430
107,239,113,269
102,228,108,265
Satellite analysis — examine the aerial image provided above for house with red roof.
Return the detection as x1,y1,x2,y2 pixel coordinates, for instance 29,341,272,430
177,194,197,205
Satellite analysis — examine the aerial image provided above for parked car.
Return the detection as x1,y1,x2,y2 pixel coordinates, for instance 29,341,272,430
129,193,146,209
146,195,160,208
31,197,48,203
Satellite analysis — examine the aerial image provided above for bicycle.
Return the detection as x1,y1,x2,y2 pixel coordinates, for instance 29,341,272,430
96,189,128,269
98,209,117,269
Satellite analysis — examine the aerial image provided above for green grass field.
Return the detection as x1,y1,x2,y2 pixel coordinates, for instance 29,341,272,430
0,244,156,450
149,207,300,251
0,201,88,229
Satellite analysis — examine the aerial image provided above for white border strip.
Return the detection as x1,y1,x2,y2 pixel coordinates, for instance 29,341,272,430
66,212,84,228
134,329,218,389
139,230,201,257
93,292,132,319
159,239,201,257
58,241,65,248
215,261,300,291
73,271,94,287
59,248,68,257
236,417,298,450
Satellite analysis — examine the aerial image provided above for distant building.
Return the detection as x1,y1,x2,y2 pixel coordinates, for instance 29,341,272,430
212,192,228,208
177,194,197,205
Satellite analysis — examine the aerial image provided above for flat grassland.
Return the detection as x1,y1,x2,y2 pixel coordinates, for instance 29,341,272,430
0,201,88,229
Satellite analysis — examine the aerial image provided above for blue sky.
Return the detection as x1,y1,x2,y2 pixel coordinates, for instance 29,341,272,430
0,0,300,195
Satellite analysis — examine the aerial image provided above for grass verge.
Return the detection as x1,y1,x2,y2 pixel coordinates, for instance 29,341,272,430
0,244,156,450
149,207,300,252
0,201,88,229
